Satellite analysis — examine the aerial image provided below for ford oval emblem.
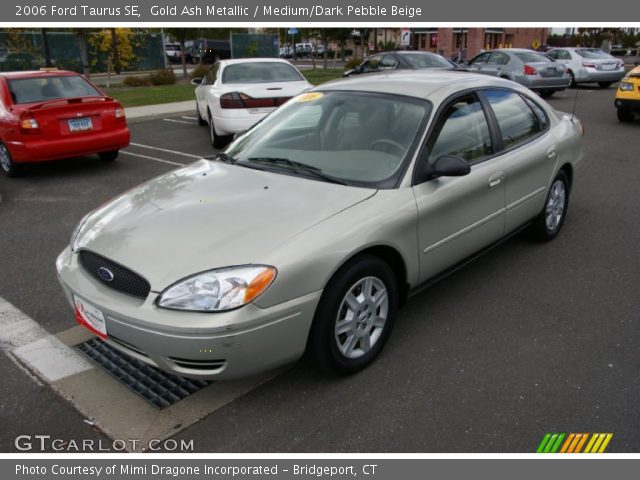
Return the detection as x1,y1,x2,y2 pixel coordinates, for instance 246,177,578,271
97,267,115,283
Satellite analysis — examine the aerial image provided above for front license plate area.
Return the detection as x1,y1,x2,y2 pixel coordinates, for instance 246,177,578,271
74,296,107,339
68,117,93,132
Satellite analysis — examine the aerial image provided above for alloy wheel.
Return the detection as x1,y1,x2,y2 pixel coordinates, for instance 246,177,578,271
545,179,566,232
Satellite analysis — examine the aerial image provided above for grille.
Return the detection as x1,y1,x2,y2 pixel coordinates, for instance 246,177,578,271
79,250,150,299
77,338,210,409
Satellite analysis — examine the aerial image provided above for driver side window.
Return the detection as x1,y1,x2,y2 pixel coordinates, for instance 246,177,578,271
470,52,491,65
427,95,493,166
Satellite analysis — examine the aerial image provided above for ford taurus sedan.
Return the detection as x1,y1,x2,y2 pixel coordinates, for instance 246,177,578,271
192,58,312,148
465,48,570,98
0,70,130,177
57,71,584,380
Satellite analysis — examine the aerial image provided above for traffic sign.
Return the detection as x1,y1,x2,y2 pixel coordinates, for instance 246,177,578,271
288,28,298,35
401,28,411,46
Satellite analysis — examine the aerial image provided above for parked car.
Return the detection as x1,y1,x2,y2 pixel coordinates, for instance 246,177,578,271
0,70,130,177
464,48,570,98
295,43,313,58
164,43,183,64
614,64,640,121
192,58,312,148
188,38,231,64
546,47,626,88
58,71,583,380
344,51,456,77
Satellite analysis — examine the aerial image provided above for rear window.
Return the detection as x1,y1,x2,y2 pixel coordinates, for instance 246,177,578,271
403,53,454,69
222,62,304,84
513,51,552,63
7,75,101,104
576,49,613,59
165,45,180,51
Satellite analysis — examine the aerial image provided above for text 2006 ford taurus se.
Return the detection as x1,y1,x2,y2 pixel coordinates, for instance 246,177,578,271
57,71,584,379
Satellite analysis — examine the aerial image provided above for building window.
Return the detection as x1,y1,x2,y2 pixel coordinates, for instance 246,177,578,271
430,34,438,48
420,34,427,49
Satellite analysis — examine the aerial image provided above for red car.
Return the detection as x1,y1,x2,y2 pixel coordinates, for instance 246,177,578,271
0,70,130,177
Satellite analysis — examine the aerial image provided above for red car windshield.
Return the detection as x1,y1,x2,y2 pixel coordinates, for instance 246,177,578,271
7,75,102,104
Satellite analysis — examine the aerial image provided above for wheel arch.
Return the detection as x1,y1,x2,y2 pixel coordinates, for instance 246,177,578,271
559,162,573,191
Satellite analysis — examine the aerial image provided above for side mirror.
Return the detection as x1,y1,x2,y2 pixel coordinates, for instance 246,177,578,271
190,77,203,86
430,155,471,178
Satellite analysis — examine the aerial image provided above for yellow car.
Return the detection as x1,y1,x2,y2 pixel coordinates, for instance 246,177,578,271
614,64,640,122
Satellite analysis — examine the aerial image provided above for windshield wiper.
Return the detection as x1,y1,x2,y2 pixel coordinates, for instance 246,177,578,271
246,157,348,185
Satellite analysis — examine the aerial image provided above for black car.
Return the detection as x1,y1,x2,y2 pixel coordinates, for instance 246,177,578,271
343,51,457,77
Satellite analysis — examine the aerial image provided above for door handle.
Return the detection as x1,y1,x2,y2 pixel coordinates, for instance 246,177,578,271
547,147,557,159
488,171,505,188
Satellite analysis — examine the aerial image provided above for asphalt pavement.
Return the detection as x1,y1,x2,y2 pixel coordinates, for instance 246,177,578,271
0,85,638,452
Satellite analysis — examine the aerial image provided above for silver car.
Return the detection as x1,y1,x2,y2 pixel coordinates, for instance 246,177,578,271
57,71,584,380
546,47,626,88
466,48,571,98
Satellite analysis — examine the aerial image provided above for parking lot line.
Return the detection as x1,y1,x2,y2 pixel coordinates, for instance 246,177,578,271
181,116,198,120
163,118,198,125
129,142,204,159
121,151,185,167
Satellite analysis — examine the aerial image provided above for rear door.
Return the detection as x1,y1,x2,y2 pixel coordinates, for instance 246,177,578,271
481,89,556,232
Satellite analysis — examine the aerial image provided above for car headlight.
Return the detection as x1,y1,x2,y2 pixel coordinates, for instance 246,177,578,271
156,266,277,312
70,212,92,252
619,82,634,91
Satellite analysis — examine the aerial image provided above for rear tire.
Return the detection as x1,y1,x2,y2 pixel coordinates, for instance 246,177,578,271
207,111,230,149
98,150,119,162
196,102,207,126
530,170,570,242
0,143,24,177
540,90,555,99
306,255,398,375
598,81,612,88
617,107,634,122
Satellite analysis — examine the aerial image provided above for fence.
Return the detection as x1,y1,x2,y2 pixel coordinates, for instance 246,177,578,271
230,33,279,59
0,30,165,73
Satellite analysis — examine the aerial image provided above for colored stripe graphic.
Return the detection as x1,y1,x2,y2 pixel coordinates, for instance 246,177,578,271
537,433,613,453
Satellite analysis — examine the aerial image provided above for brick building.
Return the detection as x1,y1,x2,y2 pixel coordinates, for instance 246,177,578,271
412,28,549,59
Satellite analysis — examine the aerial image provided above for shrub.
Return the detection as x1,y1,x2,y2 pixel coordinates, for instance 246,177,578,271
344,57,363,70
148,69,176,86
189,64,210,80
123,75,152,87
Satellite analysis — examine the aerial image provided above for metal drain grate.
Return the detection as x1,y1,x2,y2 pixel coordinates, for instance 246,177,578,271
77,338,210,409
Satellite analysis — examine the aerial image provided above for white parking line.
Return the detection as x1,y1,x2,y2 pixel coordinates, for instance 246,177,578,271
181,116,198,120
163,118,197,125
121,151,185,167
129,142,204,159
0,297,92,382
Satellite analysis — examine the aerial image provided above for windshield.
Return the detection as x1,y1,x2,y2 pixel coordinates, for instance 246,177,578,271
576,48,614,59
404,53,455,69
7,75,102,104
513,51,552,63
222,62,304,83
224,90,431,188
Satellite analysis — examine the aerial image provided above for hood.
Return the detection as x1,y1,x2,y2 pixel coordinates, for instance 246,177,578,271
75,160,375,290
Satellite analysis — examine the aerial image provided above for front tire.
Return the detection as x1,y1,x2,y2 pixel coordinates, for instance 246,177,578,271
530,170,570,241
617,107,634,122
306,255,398,375
0,143,23,177
568,71,576,88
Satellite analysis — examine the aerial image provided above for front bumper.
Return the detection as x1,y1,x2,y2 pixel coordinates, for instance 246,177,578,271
56,247,321,380
6,127,130,163
614,98,640,112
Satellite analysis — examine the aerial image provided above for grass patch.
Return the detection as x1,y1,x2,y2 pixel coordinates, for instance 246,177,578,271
301,68,345,85
104,83,195,108
104,68,346,108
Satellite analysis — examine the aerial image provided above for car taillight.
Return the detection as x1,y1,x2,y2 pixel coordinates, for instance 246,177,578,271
582,63,597,68
220,92,289,109
115,106,126,122
524,64,537,75
19,113,40,134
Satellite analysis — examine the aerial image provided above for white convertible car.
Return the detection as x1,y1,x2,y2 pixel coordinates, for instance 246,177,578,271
193,58,312,148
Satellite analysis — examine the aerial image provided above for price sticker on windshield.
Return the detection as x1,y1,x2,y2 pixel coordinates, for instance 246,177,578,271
294,92,324,103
